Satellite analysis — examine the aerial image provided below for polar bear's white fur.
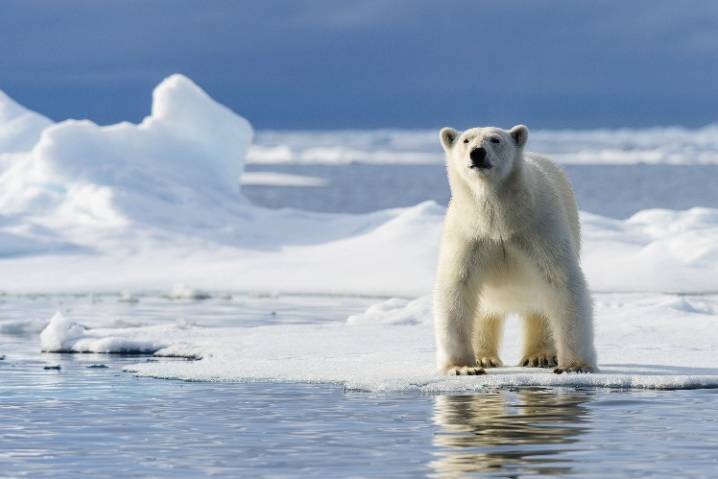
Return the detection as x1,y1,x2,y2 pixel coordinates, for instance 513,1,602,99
434,125,597,375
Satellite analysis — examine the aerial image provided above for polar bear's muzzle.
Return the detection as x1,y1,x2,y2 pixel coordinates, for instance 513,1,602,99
469,147,492,170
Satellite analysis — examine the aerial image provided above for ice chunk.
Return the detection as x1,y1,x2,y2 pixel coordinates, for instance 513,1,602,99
40,311,87,352
166,284,211,300
40,311,166,354
347,296,431,326
118,290,139,304
0,74,253,240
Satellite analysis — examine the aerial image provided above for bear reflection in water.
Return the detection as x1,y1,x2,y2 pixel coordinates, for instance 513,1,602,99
431,389,592,477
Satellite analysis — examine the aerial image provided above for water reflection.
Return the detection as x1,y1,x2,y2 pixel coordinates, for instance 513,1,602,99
431,389,593,477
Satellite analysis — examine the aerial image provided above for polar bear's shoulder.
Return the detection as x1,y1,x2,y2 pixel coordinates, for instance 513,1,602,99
523,152,581,251
524,153,572,195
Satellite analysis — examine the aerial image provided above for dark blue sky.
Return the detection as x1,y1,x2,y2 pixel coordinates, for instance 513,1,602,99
1,0,717,129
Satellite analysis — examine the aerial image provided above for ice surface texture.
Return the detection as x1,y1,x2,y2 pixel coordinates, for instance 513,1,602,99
40,294,718,391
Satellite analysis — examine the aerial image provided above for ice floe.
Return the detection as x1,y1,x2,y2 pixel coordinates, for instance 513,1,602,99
40,293,718,391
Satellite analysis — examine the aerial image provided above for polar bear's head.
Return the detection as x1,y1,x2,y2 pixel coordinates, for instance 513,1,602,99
439,125,528,186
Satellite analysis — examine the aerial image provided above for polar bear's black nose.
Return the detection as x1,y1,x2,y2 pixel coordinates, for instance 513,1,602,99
470,147,491,169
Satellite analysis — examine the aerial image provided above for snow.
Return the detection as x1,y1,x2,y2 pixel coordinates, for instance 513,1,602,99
39,293,718,391
0,75,716,295
582,208,718,293
39,311,86,352
0,74,252,243
0,74,714,299
1,200,716,295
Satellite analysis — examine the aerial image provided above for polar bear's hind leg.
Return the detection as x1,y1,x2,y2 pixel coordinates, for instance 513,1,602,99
519,313,557,368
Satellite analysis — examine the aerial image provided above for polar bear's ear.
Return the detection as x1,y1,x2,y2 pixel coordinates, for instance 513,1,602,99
509,125,528,147
439,127,459,151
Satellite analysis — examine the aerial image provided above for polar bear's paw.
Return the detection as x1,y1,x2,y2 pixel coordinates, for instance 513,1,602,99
476,356,503,368
519,353,558,368
446,365,486,376
553,362,595,374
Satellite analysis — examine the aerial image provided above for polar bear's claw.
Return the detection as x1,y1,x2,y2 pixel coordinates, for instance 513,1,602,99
477,356,503,368
447,366,486,376
553,364,594,374
520,353,558,368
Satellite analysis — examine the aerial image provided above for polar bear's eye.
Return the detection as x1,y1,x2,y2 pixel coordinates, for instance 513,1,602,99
463,138,470,144
490,137,501,144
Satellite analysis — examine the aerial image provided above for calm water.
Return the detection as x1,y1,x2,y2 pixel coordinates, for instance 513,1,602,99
243,163,718,218
1,294,718,477
3,363,718,478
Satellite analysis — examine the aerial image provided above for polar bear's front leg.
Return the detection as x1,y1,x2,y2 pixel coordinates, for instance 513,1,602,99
434,281,484,376
473,314,504,367
547,268,597,373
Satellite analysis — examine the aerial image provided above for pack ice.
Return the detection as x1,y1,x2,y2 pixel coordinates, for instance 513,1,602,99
0,75,715,389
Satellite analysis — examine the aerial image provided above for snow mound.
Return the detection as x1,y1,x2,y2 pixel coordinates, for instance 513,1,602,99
40,310,167,354
39,311,86,352
41,293,718,391
582,208,718,293
346,296,431,326
0,74,253,248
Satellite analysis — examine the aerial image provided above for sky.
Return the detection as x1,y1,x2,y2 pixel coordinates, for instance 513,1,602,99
1,0,717,130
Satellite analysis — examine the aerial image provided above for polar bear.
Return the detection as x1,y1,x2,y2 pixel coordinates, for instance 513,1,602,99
434,124,597,375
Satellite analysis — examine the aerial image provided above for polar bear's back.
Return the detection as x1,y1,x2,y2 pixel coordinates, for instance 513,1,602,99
525,153,581,256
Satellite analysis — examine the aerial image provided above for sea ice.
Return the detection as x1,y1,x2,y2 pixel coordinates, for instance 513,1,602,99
249,125,718,165
39,293,718,391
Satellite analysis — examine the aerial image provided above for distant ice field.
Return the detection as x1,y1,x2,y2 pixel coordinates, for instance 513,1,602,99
243,163,718,218
249,127,718,166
